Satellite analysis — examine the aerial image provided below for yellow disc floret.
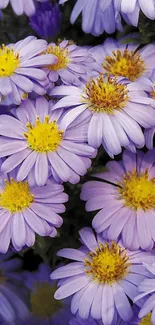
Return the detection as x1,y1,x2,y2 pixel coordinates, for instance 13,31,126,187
84,242,130,284
140,313,152,325
31,283,62,318
0,178,33,213
24,116,64,153
45,45,70,71
82,75,129,114
0,45,20,77
103,49,146,81
118,169,155,211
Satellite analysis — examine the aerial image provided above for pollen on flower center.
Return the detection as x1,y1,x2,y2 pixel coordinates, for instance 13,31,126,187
84,242,130,284
0,178,34,213
139,313,152,325
0,45,20,77
24,116,64,153
45,44,70,70
103,49,146,81
82,75,129,114
31,283,62,318
118,169,155,211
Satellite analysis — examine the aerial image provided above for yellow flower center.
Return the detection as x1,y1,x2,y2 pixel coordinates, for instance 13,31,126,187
45,45,70,71
103,49,146,82
0,178,34,213
24,116,64,153
82,75,129,114
119,169,155,211
0,45,20,77
84,242,130,284
31,283,62,318
140,313,152,325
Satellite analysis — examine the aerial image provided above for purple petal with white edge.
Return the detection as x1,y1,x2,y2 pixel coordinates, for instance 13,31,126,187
71,285,89,315
91,284,103,320
57,147,87,176
139,0,155,19
1,148,31,173
88,113,103,148
35,154,48,186
119,280,139,302
35,97,49,120
122,211,138,250
30,203,63,227
70,0,87,24
48,151,71,182
137,210,152,250
20,54,56,67
145,127,155,150
17,151,37,181
57,248,86,261
79,227,98,251
11,74,33,92
0,115,26,138
102,285,115,325
51,85,81,96
25,222,35,247
50,263,84,279
0,77,12,96
0,221,11,253
107,207,132,241
11,212,26,248
78,282,99,319
0,210,11,233
121,0,137,13
0,140,28,158
112,283,133,321
139,294,155,318
23,208,51,236
122,150,136,172
60,140,95,157
54,274,91,300
102,114,122,155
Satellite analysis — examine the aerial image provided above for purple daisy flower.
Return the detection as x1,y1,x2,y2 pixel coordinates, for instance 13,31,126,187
144,70,155,149
23,263,72,325
0,163,68,252
0,252,29,323
51,227,155,324
29,1,61,40
44,40,93,88
0,36,56,105
134,263,155,324
81,149,155,251
59,0,122,36
90,38,155,82
0,0,45,16
51,75,155,157
0,97,96,185
114,0,155,27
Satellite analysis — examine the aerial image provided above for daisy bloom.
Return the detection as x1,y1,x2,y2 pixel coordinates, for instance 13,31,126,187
59,0,122,36
144,70,155,149
0,36,56,105
134,263,155,324
0,0,45,16
44,40,93,88
81,150,155,251
0,163,68,252
114,0,155,27
50,227,155,324
0,252,29,323
90,38,155,82
23,263,72,324
51,75,155,157
0,97,96,185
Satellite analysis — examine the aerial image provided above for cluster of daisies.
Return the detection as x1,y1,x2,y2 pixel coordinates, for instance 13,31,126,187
0,0,155,325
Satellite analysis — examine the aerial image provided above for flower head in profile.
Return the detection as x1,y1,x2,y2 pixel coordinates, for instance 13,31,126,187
22,263,72,325
0,0,45,16
81,150,155,251
29,1,61,40
90,38,155,82
0,163,68,253
51,75,155,157
59,0,122,36
134,263,155,324
0,97,96,185
0,36,56,105
115,0,155,27
44,40,92,88
50,227,155,325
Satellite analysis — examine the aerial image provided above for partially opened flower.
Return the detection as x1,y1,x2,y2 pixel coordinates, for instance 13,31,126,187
114,0,155,27
59,0,122,36
0,0,45,16
51,227,155,324
81,150,155,251
22,263,72,325
0,97,96,185
134,263,155,324
44,40,92,88
0,36,56,105
90,38,155,82
51,75,155,157
0,164,68,252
